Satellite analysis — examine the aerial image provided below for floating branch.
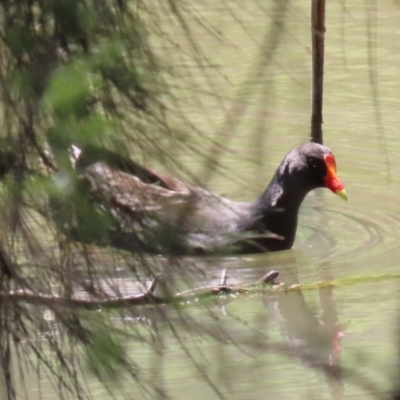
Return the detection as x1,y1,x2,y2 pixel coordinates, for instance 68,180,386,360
0,270,280,310
3,268,397,311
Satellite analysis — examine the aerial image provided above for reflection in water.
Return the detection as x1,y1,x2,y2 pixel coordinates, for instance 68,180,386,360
261,257,346,400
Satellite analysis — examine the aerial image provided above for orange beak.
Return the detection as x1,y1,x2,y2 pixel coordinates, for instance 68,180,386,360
323,154,347,201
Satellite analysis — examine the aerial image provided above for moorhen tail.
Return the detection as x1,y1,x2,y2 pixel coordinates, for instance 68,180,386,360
69,142,346,255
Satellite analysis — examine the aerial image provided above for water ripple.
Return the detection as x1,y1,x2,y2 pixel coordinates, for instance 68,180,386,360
298,194,400,269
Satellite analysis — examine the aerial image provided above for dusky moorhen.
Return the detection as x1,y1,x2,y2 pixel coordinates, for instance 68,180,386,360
74,142,346,255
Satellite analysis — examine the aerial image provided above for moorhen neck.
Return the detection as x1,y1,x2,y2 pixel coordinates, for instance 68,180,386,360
68,142,346,255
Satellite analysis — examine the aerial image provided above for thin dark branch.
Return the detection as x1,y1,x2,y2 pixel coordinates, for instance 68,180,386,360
310,0,326,144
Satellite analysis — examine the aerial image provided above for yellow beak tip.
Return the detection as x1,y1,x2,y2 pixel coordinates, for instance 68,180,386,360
336,189,348,201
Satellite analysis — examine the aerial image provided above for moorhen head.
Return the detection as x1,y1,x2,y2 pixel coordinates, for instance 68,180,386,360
249,142,346,252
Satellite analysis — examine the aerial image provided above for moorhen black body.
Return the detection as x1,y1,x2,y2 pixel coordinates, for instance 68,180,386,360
69,142,346,255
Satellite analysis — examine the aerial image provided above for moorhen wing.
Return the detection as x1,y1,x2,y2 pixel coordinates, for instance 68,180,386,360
69,142,346,255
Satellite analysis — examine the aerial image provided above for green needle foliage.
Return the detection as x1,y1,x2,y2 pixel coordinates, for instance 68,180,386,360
0,1,203,399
